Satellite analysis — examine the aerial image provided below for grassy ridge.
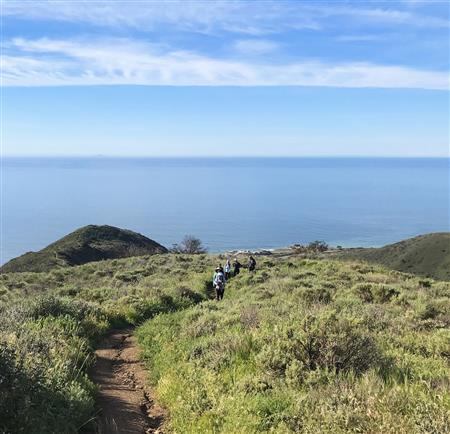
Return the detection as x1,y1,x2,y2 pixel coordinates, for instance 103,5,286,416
0,225,168,273
137,257,450,433
332,233,450,281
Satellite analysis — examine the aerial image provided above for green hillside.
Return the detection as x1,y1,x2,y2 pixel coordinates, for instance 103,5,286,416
333,232,450,280
1,251,449,433
0,225,168,273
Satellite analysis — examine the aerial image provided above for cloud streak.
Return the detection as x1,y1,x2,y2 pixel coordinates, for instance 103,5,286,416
4,1,448,35
3,37,449,90
316,4,449,28
2,1,321,35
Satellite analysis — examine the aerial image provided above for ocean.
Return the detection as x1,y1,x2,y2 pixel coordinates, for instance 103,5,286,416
2,157,448,264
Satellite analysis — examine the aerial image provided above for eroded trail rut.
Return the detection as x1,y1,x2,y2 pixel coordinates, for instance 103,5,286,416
91,329,165,434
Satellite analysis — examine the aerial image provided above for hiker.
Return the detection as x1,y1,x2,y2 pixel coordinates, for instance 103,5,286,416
213,266,226,300
233,259,242,276
224,259,231,279
248,255,256,272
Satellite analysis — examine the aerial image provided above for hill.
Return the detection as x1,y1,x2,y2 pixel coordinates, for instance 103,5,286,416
0,252,449,433
0,224,168,273
332,232,450,280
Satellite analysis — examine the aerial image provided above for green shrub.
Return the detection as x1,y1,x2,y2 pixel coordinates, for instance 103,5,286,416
297,286,332,304
260,312,382,378
0,319,95,433
418,279,432,288
353,283,399,303
174,286,204,304
372,284,400,303
418,302,441,320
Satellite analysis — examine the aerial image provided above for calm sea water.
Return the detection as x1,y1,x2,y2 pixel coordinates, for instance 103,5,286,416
1,157,449,264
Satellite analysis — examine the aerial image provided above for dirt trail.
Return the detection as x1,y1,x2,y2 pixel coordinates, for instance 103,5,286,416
90,329,165,434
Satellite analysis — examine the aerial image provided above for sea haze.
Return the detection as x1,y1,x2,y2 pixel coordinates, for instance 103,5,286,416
2,157,449,264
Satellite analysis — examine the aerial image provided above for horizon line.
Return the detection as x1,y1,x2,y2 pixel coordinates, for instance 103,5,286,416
2,154,449,159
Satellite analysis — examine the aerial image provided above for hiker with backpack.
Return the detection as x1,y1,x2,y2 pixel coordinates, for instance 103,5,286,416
224,259,232,280
213,266,226,300
233,259,242,276
248,255,256,272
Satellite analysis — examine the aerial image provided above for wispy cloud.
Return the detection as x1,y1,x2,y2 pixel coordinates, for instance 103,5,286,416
317,5,449,28
3,37,448,90
3,1,448,34
2,1,321,35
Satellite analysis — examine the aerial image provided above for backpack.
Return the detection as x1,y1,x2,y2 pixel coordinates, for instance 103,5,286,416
215,272,225,287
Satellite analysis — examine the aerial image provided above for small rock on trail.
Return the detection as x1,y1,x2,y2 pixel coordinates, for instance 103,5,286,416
90,329,165,434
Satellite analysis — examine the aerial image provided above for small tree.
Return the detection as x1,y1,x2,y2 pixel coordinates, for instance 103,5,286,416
308,240,329,252
171,235,207,254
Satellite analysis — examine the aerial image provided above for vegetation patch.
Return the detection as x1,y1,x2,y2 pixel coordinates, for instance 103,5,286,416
1,251,449,433
137,258,450,433
334,232,450,280
0,253,207,433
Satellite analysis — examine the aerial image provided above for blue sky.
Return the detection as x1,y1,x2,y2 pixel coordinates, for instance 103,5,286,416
2,0,449,156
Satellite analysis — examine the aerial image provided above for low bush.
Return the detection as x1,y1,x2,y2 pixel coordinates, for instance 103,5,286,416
297,286,332,304
353,283,399,303
260,312,381,380
0,300,97,433
417,302,441,320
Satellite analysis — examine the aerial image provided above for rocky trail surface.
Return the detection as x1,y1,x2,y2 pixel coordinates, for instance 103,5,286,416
90,329,165,434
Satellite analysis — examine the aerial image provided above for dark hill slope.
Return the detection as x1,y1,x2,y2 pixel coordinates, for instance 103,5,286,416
1,225,168,273
333,232,450,280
